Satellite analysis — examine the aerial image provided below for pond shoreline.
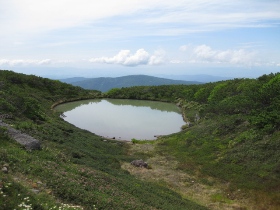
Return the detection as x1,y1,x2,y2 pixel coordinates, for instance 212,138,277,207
54,98,186,141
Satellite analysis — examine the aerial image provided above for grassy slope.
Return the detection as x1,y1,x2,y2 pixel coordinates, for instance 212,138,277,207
0,70,206,210
105,74,280,209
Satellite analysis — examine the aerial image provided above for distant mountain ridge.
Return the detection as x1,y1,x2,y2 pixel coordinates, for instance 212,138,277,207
59,77,87,83
60,75,202,92
159,74,233,83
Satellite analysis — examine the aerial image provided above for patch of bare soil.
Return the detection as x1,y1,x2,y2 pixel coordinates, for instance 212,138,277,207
122,143,260,210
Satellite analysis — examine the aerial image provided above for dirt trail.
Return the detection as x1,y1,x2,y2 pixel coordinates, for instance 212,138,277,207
122,143,257,210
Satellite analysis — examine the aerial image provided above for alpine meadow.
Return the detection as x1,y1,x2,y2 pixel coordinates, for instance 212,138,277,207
0,70,279,209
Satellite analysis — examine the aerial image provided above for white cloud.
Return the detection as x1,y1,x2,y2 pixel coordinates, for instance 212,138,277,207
179,45,189,52
37,59,52,65
0,59,51,66
89,49,165,66
0,0,162,34
1,0,280,36
191,45,257,66
170,60,185,64
149,49,166,65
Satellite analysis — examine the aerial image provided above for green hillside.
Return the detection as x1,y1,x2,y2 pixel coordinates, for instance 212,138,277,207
63,75,201,92
106,73,280,208
1,70,279,209
0,70,206,210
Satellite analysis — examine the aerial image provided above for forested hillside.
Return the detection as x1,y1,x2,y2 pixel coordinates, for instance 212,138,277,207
63,75,201,92
1,70,279,209
106,73,280,208
0,70,206,210
107,73,280,134
0,71,101,121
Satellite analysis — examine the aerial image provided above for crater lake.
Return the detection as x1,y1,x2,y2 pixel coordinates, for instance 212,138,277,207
55,99,185,140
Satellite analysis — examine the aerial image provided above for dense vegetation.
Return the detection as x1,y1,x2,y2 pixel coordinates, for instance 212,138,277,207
106,74,280,134
0,70,206,210
1,70,279,209
62,75,201,92
106,73,280,207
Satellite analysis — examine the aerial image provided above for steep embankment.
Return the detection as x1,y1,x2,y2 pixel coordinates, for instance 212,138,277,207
0,70,206,210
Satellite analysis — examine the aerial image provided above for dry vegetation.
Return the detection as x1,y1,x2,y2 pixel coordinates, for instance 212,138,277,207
122,142,277,210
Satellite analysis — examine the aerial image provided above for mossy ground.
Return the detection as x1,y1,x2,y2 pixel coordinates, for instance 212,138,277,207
1,117,206,210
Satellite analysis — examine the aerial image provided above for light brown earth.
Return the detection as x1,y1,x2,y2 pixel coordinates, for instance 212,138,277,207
122,143,276,210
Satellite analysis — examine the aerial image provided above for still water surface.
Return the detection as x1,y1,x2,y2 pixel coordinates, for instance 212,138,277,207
55,99,185,140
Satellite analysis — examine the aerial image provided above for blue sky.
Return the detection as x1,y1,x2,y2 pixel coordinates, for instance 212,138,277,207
0,0,279,78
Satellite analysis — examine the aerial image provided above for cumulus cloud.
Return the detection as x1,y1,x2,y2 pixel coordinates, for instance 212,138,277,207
179,45,189,52
191,45,257,66
149,49,166,65
89,49,165,66
0,59,51,66
1,1,279,68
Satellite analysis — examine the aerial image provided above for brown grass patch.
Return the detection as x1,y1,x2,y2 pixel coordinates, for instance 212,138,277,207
122,143,266,210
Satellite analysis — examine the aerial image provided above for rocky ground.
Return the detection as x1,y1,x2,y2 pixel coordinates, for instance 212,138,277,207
0,120,41,150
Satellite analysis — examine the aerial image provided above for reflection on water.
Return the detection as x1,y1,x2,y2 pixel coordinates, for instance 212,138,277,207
55,99,185,140
55,99,103,112
105,99,181,114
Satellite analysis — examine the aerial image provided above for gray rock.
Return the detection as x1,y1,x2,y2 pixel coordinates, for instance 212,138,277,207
186,121,193,127
2,167,8,173
31,189,40,194
195,113,200,122
0,121,41,150
131,159,148,168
